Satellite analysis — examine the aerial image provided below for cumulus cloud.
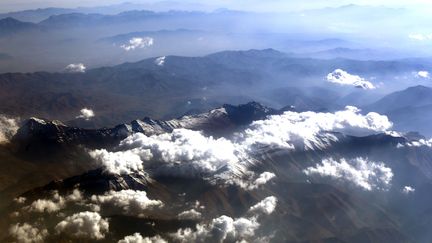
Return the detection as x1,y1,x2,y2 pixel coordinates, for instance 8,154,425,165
14,197,27,204
178,209,202,220
416,71,430,79
172,215,259,243
253,172,276,187
327,69,376,89
64,63,86,73
55,211,109,240
26,191,65,213
155,56,166,66
0,115,19,143
89,149,144,175
118,233,167,243
76,108,95,120
92,129,247,181
91,190,163,217
402,186,415,194
172,197,277,242
237,172,276,190
242,106,392,150
90,107,392,189
121,37,154,51
248,196,277,215
9,223,48,243
398,139,432,148
25,190,82,214
304,157,393,191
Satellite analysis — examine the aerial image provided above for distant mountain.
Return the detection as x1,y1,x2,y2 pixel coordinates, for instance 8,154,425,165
0,2,213,22
0,17,37,36
38,13,106,27
366,85,432,113
303,4,407,20
300,48,407,60
99,28,205,44
365,85,432,136
38,10,208,28
0,50,428,127
0,8,73,23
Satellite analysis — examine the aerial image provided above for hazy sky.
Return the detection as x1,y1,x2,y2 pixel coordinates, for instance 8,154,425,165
0,0,430,12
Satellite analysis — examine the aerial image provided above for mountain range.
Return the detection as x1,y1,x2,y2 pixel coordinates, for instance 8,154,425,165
2,101,432,242
0,49,429,134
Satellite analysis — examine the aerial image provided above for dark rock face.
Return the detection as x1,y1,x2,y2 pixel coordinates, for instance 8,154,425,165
0,17,37,36
223,101,279,126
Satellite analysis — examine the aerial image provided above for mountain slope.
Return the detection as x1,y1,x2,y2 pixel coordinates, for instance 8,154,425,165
365,85,432,136
0,17,37,36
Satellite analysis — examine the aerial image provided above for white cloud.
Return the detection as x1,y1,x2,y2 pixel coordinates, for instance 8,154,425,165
248,196,277,215
91,190,163,217
26,191,65,213
398,139,432,148
89,149,144,175
416,70,430,78
121,37,154,51
409,33,432,41
113,129,246,179
90,107,392,189
304,157,393,191
155,56,166,66
0,115,19,144
238,172,276,190
118,233,167,243
64,63,86,73
55,211,109,240
172,197,277,242
251,172,275,188
25,190,83,214
9,223,48,243
172,215,259,242
14,197,27,204
76,108,95,120
242,106,392,150
327,69,376,89
402,186,415,194
178,208,202,220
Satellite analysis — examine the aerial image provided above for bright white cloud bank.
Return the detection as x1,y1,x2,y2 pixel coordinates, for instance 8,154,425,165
76,108,95,120
304,157,393,191
64,63,86,73
90,107,392,189
327,69,376,89
121,37,154,51
0,115,19,143
242,106,392,150
55,211,109,240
